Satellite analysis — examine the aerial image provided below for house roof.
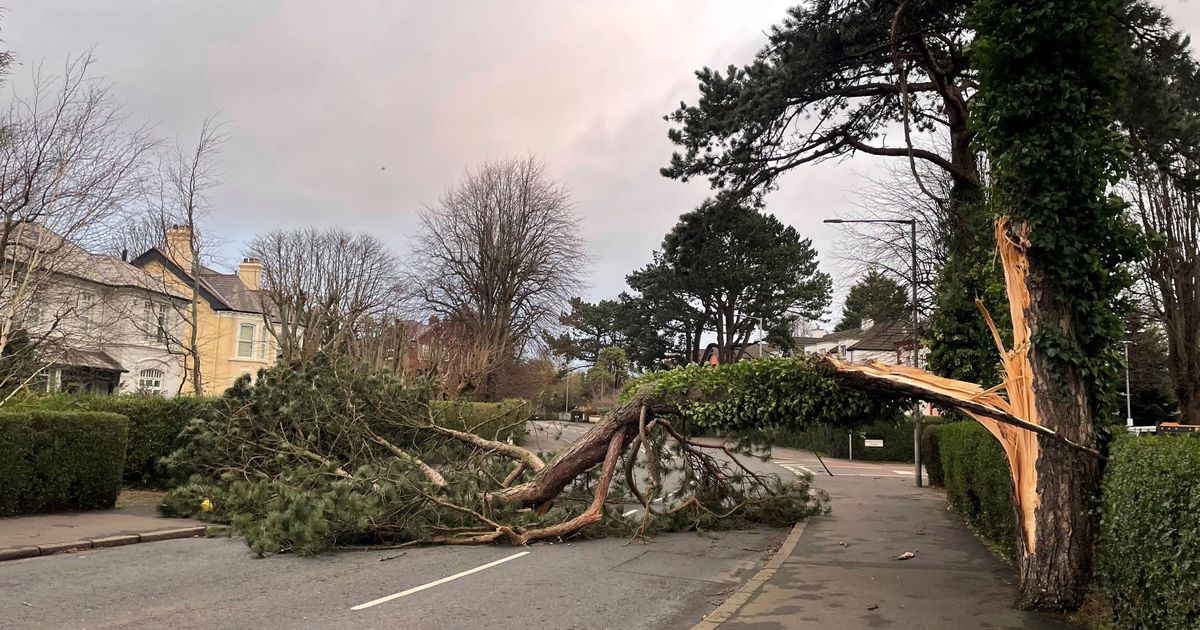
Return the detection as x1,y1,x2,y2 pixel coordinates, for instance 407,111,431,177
5,223,186,300
848,319,916,352
51,348,127,373
131,247,271,316
795,328,862,348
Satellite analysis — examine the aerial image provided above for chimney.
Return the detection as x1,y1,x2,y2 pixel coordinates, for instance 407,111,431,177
164,225,194,271
860,318,875,332
238,257,262,290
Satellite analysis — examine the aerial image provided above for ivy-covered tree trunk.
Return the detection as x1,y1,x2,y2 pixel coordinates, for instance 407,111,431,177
972,0,1139,610
1004,226,1101,608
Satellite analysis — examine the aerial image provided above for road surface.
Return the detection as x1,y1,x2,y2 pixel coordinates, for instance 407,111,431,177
2,421,929,630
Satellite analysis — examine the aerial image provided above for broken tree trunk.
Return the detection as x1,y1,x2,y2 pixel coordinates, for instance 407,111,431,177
496,392,681,507
821,218,1100,609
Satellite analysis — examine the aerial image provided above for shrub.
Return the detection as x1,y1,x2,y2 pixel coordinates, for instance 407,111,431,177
938,421,1015,557
0,410,128,515
431,398,529,443
9,394,212,488
755,415,939,463
1096,436,1200,628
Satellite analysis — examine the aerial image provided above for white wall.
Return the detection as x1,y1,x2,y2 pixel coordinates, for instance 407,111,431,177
25,275,187,396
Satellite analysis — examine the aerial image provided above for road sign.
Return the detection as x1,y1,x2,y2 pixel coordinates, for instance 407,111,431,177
864,439,884,448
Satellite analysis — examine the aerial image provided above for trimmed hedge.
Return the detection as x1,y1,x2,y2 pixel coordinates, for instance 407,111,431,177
431,398,529,443
1097,436,1200,628
0,410,129,515
9,394,212,488
938,421,1015,557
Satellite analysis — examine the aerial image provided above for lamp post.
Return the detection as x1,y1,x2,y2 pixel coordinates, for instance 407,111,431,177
825,217,922,486
1122,340,1133,428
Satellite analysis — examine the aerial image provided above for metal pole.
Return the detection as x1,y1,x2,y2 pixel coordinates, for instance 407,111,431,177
911,219,923,487
821,216,922,486
1124,340,1133,427
849,431,853,461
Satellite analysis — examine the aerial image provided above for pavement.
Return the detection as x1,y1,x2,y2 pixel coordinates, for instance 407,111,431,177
711,450,1068,630
0,496,207,561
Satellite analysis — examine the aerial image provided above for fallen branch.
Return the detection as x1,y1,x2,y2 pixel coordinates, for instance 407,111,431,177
819,356,1102,459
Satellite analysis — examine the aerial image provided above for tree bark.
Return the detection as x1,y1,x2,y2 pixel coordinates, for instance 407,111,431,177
1010,224,1098,609
497,392,678,507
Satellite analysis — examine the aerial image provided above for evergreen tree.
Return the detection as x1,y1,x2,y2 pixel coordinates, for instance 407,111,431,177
648,195,832,364
836,270,909,332
544,297,624,367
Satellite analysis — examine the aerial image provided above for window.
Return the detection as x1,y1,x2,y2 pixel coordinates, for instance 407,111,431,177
25,300,42,327
138,368,164,394
143,301,169,343
237,323,256,358
258,324,269,360
78,293,96,328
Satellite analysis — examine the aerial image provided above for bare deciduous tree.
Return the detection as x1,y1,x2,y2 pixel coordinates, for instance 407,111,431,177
140,117,226,394
0,54,156,393
411,156,586,399
831,152,956,320
1126,162,1200,423
248,227,403,362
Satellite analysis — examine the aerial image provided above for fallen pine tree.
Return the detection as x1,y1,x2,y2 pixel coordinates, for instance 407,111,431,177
162,354,904,555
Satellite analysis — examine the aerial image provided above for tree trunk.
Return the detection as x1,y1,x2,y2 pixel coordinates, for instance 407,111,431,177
1165,306,1200,423
822,219,1100,610
498,393,679,507
1013,245,1097,609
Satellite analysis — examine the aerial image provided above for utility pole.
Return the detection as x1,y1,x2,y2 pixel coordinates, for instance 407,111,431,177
825,217,922,486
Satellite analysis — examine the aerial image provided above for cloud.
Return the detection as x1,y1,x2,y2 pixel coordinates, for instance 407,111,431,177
4,0,1199,323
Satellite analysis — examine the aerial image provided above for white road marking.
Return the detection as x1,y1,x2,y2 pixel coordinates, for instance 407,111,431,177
351,551,530,611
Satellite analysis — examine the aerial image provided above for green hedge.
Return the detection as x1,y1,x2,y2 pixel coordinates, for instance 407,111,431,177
938,421,1015,557
431,398,529,443
1097,436,1200,628
0,410,129,515
738,416,935,463
9,394,212,488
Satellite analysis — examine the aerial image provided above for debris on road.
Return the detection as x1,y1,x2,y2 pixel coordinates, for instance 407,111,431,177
895,551,916,561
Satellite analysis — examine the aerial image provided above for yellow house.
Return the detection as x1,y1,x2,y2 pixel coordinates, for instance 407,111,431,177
131,226,278,394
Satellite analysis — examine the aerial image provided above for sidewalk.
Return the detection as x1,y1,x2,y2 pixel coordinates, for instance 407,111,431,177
0,494,206,560
712,457,1067,629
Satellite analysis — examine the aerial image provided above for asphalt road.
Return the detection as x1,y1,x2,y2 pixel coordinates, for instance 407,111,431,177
1,421,841,630
0,528,785,630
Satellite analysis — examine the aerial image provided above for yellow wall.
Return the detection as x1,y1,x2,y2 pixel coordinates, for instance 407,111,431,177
139,259,275,395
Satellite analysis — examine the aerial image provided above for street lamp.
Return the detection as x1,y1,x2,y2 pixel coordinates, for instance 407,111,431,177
1122,340,1133,428
824,217,922,486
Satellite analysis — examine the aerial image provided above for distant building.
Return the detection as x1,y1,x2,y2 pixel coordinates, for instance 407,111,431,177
794,318,923,366
131,226,279,394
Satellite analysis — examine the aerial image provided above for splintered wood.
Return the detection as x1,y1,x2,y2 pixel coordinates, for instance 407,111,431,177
821,218,1097,555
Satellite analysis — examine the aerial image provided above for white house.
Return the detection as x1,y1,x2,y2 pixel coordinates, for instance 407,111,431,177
8,223,189,395
794,318,924,366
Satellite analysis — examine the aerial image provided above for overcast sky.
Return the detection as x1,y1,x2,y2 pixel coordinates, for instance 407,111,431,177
6,1,1199,326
